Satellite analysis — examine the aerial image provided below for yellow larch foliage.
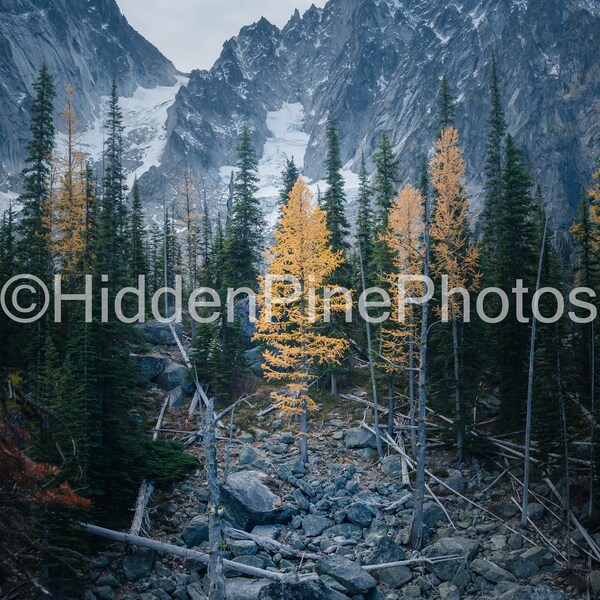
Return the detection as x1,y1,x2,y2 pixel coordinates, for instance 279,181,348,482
51,86,90,276
253,177,349,415
381,183,425,371
430,127,480,318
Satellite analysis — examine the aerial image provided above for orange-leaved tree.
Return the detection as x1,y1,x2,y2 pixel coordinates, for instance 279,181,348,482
51,86,90,279
254,177,349,463
382,183,425,456
430,126,480,464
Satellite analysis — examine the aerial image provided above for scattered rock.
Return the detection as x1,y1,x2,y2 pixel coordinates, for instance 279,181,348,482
504,554,539,579
520,547,554,568
137,320,182,346
438,582,460,600
497,502,520,518
226,578,271,600
228,539,258,556
239,446,258,465
380,456,404,479
95,587,115,600
315,556,377,595
346,502,373,528
426,537,478,582
186,582,208,600
443,470,466,493
422,502,448,529
182,515,209,548
470,558,516,583
303,515,334,537
497,586,567,600
156,361,194,394
344,428,377,449
402,585,421,599
258,580,350,600
129,353,167,380
591,570,600,599
363,537,411,588
168,385,186,408
528,503,545,521
123,548,154,582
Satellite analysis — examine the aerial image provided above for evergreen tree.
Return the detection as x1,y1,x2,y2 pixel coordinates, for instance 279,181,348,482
97,80,128,290
322,105,349,258
279,157,300,205
437,75,456,133
199,200,213,286
0,202,17,367
129,177,147,282
221,126,264,290
481,55,507,250
356,154,374,279
15,64,56,366
491,134,538,425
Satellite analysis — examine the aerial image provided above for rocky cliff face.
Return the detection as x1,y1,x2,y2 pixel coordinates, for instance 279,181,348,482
138,0,600,248
1,0,599,244
0,0,177,197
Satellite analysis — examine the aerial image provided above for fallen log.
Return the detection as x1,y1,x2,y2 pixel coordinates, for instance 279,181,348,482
80,523,317,582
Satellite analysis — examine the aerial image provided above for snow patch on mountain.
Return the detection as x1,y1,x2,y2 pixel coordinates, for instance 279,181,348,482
0,191,18,214
78,75,189,188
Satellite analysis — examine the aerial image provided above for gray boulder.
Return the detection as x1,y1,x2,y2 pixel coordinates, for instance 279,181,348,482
470,558,516,583
156,362,194,394
362,536,411,588
315,556,377,595
258,581,350,600
380,455,403,479
137,320,182,346
497,586,567,600
303,515,334,537
528,503,545,521
520,547,554,568
426,537,478,582
244,347,263,376
238,446,258,465
346,503,373,528
344,428,377,449
182,515,209,548
234,297,256,341
422,502,448,529
504,554,539,579
221,471,287,530
226,578,271,600
168,386,186,408
186,582,208,600
123,547,155,582
129,353,167,380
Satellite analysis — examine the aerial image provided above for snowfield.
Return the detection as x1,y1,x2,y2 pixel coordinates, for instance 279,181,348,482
220,102,360,231
78,75,189,189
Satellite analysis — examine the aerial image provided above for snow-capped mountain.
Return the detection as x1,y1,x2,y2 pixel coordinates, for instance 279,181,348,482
0,0,178,205
137,0,600,250
1,0,600,248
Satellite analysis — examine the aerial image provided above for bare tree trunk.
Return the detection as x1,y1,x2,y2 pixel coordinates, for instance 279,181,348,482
408,193,431,551
387,378,395,438
452,318,464,465
201,397,225,600
522,212,548,528
556,330,571,571
589,321,596,518
358,238,383,459
300,397,308,464
330,372,338,397
409,307,417,457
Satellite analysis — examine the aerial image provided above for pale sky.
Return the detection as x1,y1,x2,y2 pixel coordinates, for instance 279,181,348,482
116,0,327,72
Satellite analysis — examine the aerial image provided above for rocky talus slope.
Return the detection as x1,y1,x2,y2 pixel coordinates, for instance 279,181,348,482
78,321,594,600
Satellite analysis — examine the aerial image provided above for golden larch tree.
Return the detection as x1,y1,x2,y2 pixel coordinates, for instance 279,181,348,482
382,183,425,455
51,86,89,278
253,177,349,463
430,126,480,464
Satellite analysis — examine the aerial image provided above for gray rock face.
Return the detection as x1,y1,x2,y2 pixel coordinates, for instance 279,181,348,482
221,471,287,530
0,0,177,191
123,547,155,582
315,556,377,595
137,321,183,347
134,0,600,251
